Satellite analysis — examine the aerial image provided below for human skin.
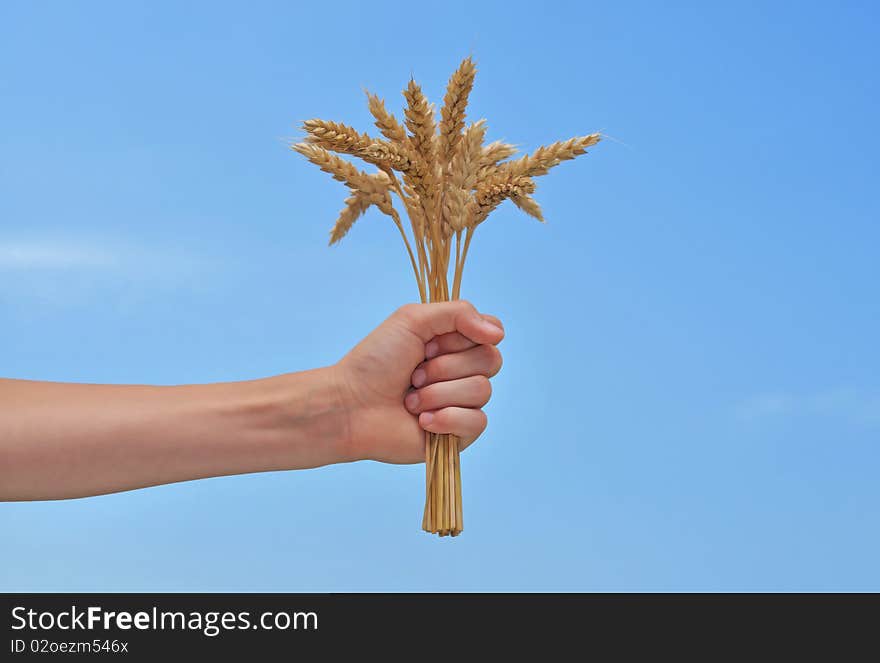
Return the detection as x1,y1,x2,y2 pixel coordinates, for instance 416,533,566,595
0,301,504,501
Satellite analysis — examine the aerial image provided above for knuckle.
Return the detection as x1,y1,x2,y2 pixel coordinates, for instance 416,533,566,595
395,303,419,318
457,299,477,315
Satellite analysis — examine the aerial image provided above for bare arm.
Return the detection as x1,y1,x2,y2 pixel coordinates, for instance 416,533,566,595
0,301,504,501
0,370,347,500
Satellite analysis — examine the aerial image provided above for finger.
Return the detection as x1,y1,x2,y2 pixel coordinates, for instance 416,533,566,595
480,314,504,331
425,314,504,359
412,344,502,387
425,332,476,359
419,407,487,445
404,375,491,413
396,301,504,347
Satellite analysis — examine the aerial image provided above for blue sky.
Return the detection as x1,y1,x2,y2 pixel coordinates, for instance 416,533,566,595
1,1,878,590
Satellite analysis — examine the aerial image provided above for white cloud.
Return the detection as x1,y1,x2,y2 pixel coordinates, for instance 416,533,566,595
0,238,209,278
0,238,214,311
738,388,880,426
0,242,120,270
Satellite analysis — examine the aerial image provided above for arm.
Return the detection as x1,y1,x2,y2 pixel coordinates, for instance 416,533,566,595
0,301,504,501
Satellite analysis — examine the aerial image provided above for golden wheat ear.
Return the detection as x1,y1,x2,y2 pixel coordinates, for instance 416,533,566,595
475,140,519,185
329,192,371,245
439,56,477,166
468,173,538,226
450,120,487,188
481,140,519,167
365,92,408,146
511,194,545,222
401,78,440,234
363,141,412,173
402,79,437,163
302,119,375,156
441,120,486,233
505,134,602,178
291,142,373,190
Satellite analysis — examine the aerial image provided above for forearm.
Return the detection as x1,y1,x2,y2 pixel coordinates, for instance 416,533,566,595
0,370,351,501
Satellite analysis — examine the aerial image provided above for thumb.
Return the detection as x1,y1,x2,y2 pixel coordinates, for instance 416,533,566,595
395,301,504,346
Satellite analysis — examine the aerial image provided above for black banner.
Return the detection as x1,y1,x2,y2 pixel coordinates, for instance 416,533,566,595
2,593,877,658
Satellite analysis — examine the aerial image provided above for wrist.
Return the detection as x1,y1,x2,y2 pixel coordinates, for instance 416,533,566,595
253,366,355,468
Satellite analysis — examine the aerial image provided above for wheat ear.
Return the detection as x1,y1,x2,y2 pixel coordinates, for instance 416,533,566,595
444,120,487,234
439,56,477,166
302,119,374,156
501,134,601,179
290,143,378,191
329,192,371,245
366,92,408,145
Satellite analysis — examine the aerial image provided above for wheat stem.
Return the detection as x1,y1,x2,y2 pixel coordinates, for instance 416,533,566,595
452,226,474,300
388,206,423,301
386,173,429,301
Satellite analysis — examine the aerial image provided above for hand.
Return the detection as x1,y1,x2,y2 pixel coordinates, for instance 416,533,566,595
333,301,504,464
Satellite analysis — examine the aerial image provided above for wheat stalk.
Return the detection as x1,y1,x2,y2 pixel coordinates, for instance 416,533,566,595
292,58,601,536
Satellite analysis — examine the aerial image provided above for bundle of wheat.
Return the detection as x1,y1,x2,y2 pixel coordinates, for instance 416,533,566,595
292,57,600,536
